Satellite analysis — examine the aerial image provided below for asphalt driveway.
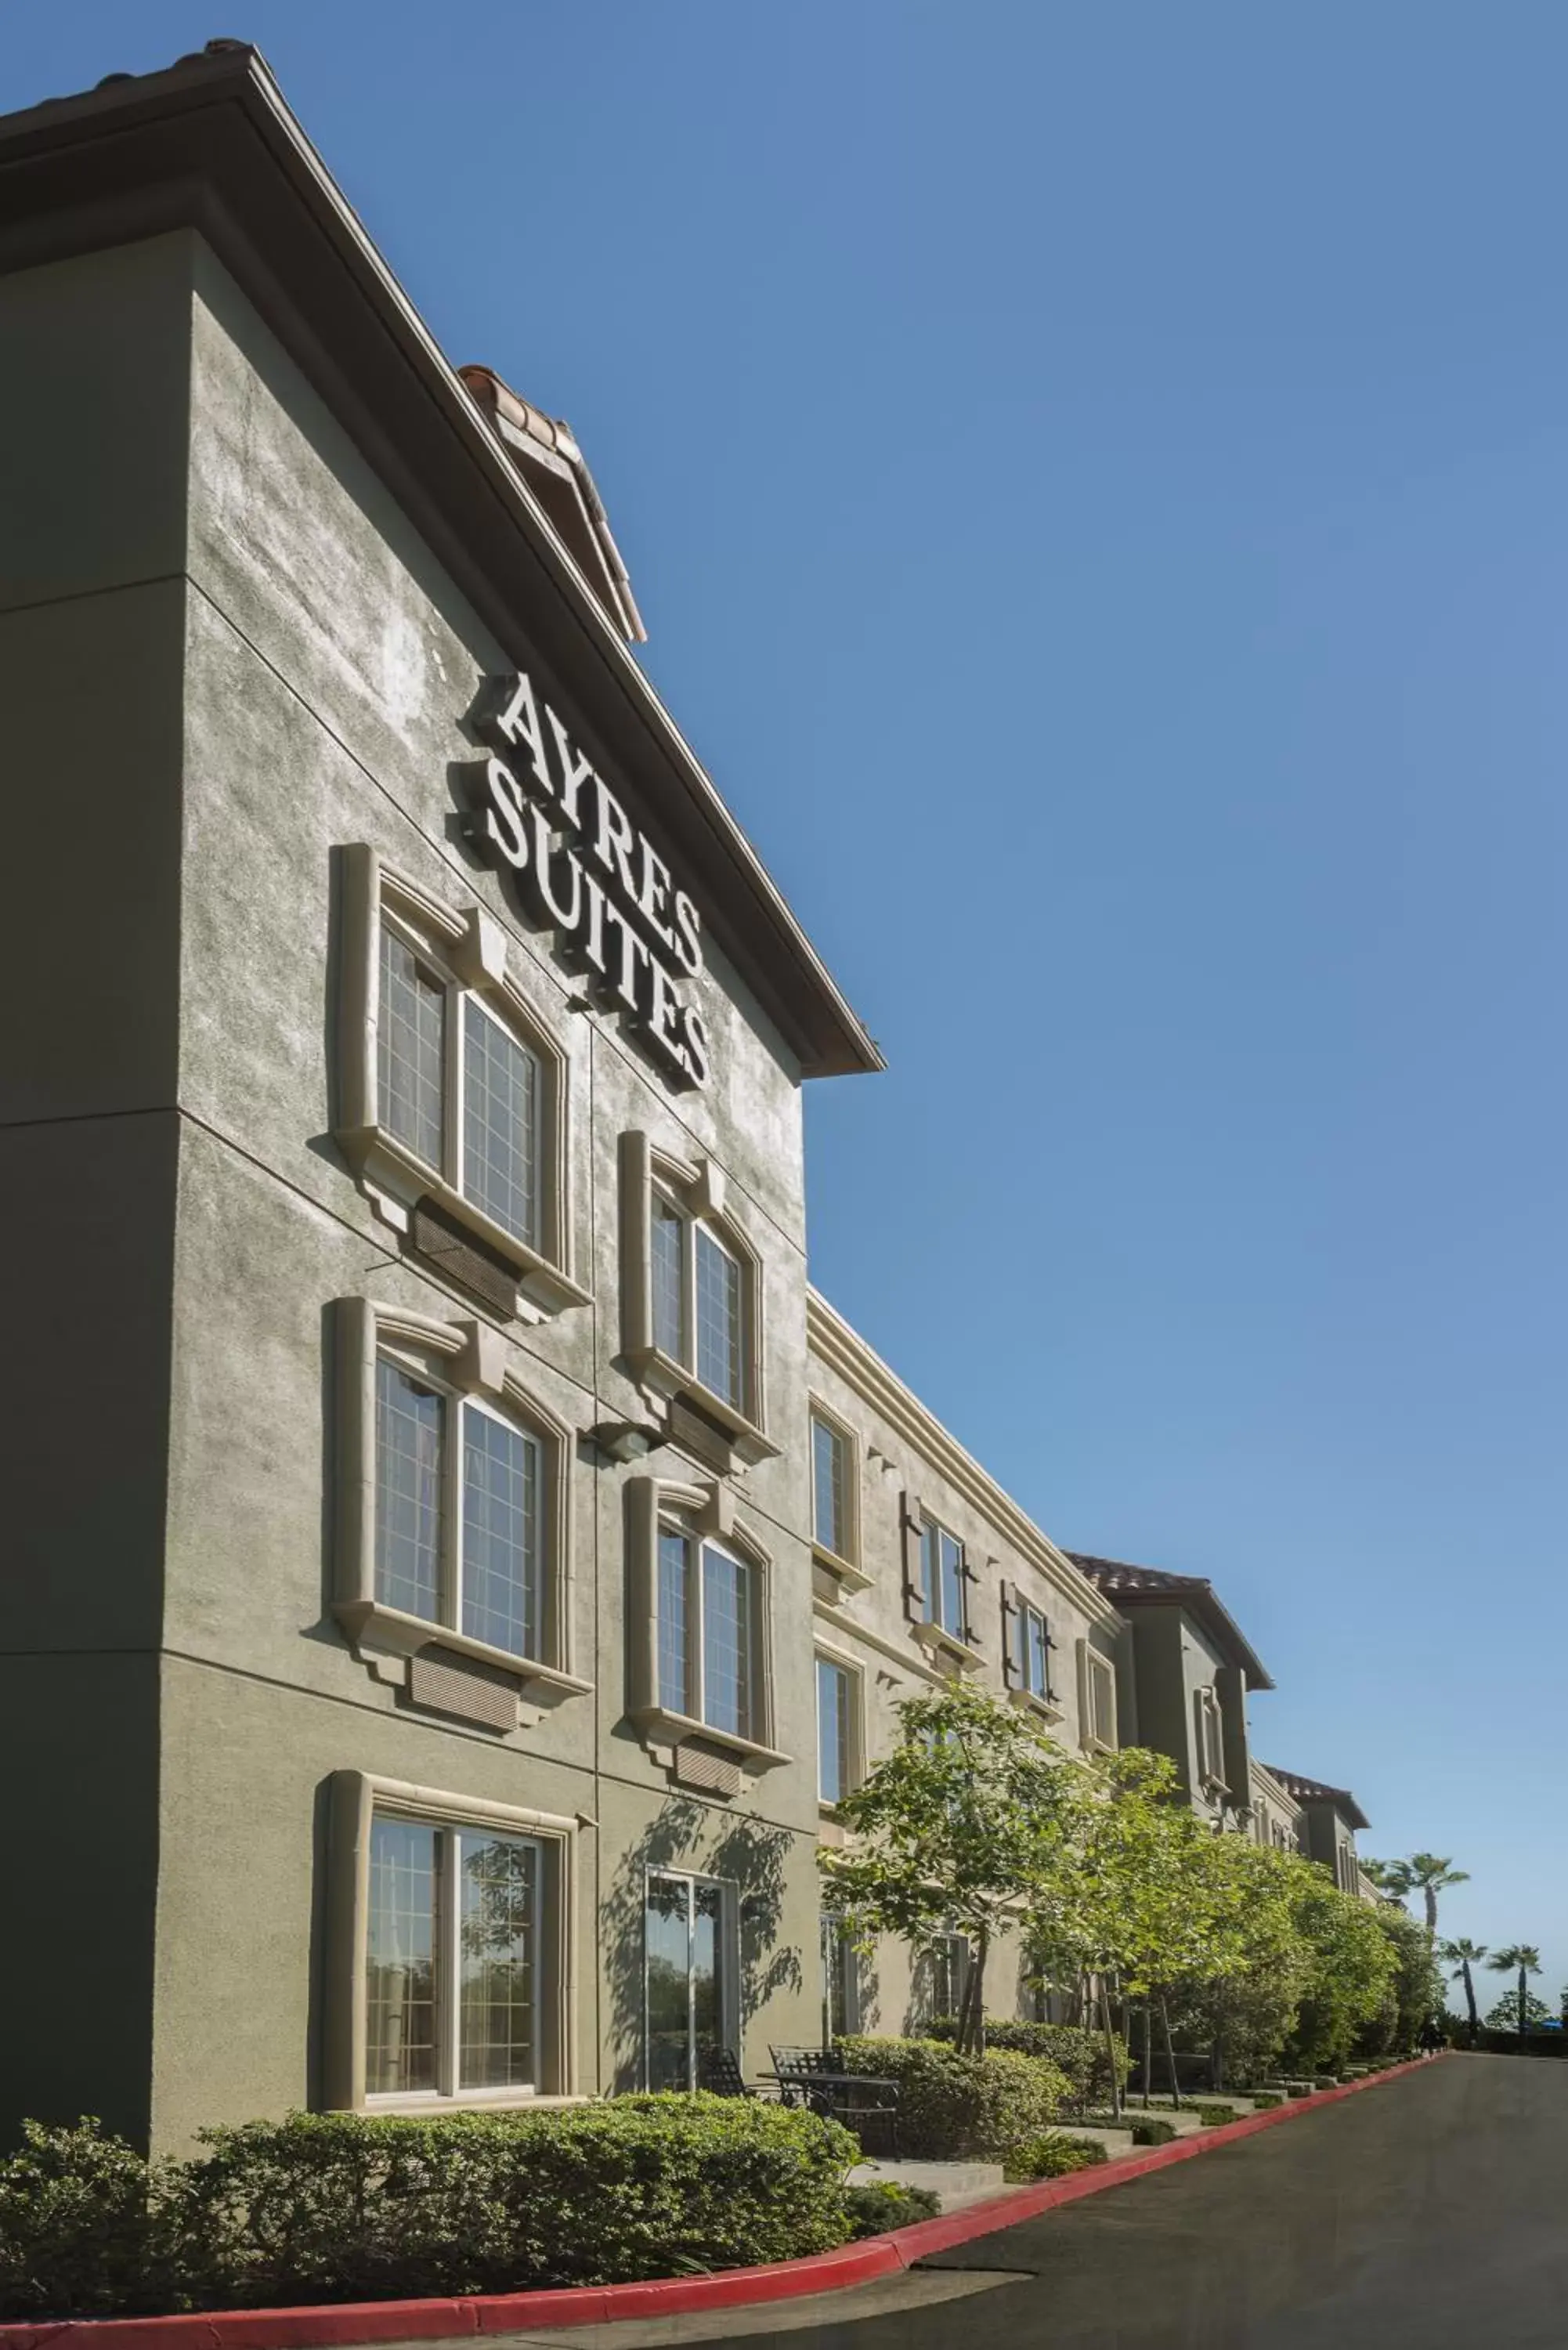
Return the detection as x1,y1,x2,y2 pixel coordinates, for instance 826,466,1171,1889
693,2055,1568,2350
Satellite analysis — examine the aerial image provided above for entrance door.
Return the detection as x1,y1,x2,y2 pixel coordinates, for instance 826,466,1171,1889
645,1871,731,2091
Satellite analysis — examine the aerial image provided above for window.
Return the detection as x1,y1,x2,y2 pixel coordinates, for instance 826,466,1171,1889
921,1517,966,1636
378,920,542,1249
927,1930,970,2026
821,1914,858,2042
816,1655,856,1806
1078,1641,1118,1753
335,1300,583,1702
1017,1599,1054,1701
620,1134,774,1459
374,1359,543,1661
645,1872,733,2092
337,848,581,1311
649,1184,745,1408
327,1773,576,2110
657,1526,756,1738
811,1413,851,1560
625,1477,785,1769
1193,1687,1226,1789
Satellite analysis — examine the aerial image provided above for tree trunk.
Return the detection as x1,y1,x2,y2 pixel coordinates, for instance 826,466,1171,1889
1461,1963,1477,2044
1099,1977,1123,2121
1425,1885,1438,1943
1519,1966,1528,2037
1141,2003,1152,2109
966,1930,989,2056
1159,1995,1182,2110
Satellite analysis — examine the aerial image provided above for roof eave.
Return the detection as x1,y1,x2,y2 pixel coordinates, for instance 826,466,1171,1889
0,45,883,1081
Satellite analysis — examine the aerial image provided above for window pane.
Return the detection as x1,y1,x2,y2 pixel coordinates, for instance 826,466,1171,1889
817,1658,851,1805
692,1882,723,2077
378,929,445,1170
695,1224,742,1408
939,1531,965,1636
921,1524,939,1624
367,1815,439,2095
375,1361,443,1622
812,1417,846,1556
645,1873,692,2092
658,1528,690,1715
701,1544,751,1737
651,1195,685,1361
458,1831,538,2091
461,1405,540,1659
1026,1609,1049,1698
462,998,540,1247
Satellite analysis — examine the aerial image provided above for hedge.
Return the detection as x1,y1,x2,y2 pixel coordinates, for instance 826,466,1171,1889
1129,2118,1177,2146
1003,2131,1109,2182
0,2102,859,2320
834,2037,1067,2161
926,2018,1129,2112
1191,2102,1237,2128
843,2180,941,2237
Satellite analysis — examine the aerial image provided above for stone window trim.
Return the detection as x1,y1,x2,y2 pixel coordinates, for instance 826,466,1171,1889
808,1396,869,1593
813,1636,866,1815
619,1131,777,1466
323,1770,583,2113
334,1296,591,1704
1076,1640,1118,1755
1193,1685,1228,1796
335,844,589,1318
624,1472,789,1773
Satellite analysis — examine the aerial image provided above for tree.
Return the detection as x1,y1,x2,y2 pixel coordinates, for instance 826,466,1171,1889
1484,1990,1551,2033
1282,1868,1401,2073
1437,1939,1488,2044
1487,1945,1543,2037
819,1679,1092,2055
1361,1854,1468,1944
1369,1904,1442,2058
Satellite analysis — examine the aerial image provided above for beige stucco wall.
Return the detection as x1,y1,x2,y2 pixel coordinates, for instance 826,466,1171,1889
806,1294,1123,2034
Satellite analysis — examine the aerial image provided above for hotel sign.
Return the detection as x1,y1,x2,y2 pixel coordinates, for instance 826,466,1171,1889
470,673,711,1090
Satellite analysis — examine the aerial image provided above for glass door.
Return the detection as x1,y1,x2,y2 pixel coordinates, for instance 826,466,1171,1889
645,1871,730,2090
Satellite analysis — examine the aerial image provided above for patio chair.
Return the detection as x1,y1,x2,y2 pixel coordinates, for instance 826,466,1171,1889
697,2044,764,2098
768,2044,900,2157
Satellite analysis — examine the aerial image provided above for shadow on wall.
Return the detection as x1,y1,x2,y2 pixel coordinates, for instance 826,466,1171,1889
603,1797,805,2092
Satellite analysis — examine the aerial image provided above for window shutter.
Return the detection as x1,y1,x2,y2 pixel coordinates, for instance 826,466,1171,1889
1075,1639,1090,1744
999,1580,1019,1685
959,1549,981,1649
901,1493,926,1621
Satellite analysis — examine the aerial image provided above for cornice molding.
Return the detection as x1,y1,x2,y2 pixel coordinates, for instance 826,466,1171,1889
806,1288,1123,1632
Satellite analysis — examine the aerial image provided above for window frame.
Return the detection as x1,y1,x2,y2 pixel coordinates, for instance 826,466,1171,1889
656,1524,757,1742
624,1473,788,1770
326,1771,580,2113
1077,1640,1118,1755
1193,1685,1227,1794
814,1645,863,1811
807,1399,868,1591
335,1297,590,1704
619,1132,776,1464
336,844,586,1315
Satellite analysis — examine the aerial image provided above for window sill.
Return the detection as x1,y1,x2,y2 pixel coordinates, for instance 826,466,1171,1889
359,2091,587,2116
341,1128,590,1315
334,1600,593,1698
628,1703,790,1771
1008,1687,1064,1726
627,1346,779,1465
909,1621,987,1674
812,1544,873,1595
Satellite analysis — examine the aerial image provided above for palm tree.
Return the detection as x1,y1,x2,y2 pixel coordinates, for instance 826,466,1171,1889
1404,1855,1469,1944
1438,1938,1487,2044
1488,1945,1542,2037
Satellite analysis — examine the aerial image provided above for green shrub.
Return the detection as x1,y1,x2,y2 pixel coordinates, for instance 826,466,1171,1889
834,2038,1067,2162
1191,2102,1237,2128
0,2120,182,2320
0,2100,859,2319
1003,2131,1110,2182
842,2181,941,2239
1129,2118,1177,2146
1250,2092,1284,2110
927,2019,1129,2110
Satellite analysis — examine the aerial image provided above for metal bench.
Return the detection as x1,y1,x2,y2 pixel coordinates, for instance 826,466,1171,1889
768,2044,900,2156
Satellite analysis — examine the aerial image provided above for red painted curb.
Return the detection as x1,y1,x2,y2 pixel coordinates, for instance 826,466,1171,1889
0,2056,1443,2347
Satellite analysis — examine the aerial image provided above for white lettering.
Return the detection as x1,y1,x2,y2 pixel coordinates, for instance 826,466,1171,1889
545,706,598,830
493,675,554,797
671,889,703,978
481,757,529,869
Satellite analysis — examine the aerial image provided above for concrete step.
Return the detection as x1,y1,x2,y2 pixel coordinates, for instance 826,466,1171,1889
848,2157,1006,2211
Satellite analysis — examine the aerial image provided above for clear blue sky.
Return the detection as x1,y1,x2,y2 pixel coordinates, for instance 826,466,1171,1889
10,5,1564,2001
